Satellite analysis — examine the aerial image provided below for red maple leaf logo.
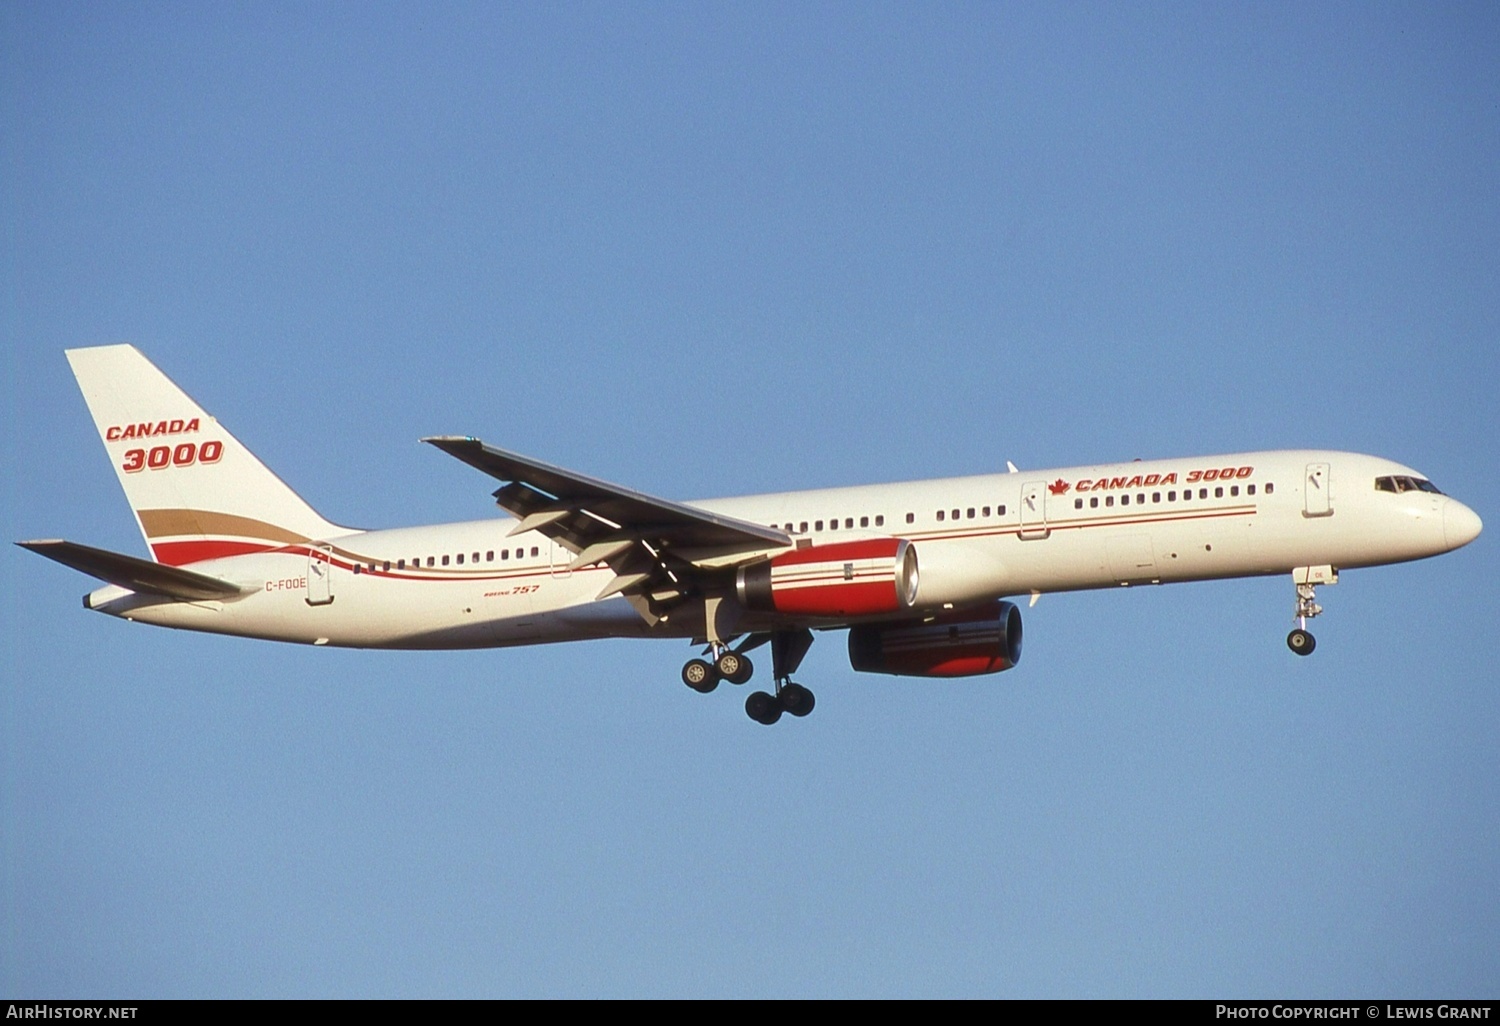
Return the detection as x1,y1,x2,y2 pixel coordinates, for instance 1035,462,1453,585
1047,478,1071,495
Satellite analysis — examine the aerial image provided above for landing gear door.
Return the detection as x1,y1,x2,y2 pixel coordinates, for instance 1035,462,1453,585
307,543,334,605
1019,481,1050,540
1304,463,1332,518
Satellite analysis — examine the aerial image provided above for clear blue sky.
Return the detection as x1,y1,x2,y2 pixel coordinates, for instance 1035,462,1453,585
3,2,1496,998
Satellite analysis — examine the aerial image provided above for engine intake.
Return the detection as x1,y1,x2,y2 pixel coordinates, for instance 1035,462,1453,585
847,601,1022,677
736,538,918,618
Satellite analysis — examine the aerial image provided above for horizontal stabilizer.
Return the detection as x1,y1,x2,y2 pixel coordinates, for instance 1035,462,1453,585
17,539,246,601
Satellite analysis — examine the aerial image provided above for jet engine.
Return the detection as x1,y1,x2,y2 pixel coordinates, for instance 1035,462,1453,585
735,538,918,618
847,600,1022,677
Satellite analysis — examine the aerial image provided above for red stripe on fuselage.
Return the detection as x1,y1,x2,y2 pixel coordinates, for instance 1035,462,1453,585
151,539,276,566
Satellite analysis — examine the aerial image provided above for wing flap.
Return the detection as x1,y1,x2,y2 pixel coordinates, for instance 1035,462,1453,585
17,539,246,601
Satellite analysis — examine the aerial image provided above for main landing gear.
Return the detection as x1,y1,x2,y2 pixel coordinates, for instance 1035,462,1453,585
681,648,753,693
1286,566,1337,656
680,628,816,724
744,628,815,725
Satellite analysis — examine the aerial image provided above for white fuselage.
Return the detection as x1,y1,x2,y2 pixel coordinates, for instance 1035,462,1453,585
85,449,1480,649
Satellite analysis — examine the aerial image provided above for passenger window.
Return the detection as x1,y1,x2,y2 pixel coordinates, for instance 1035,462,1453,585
1266,483,1274,494
816,520,824,531
860,516,869,528
1074,498,1083,510
442,555,450,566
875,515,884,527
1137,493,1145,504
353,564,361,574
457,553,464,565
1168,491,1176,501
905,513,914,525
383,561,390,572
501,550,509,560
1199,488,1208,499
1214,487,1223,498
1122,494,1130,506
800,522,808,533
845,518,853,529
1230,486,1239,497
983,506,991,517
427,557,435,567
1152,492,1161,503
936,511,944,522
1247,485,1255,496
1090,497,1099,508
951,509,960,521
829,519,838,531
530,547,539,557
1106,496,1115,507
998,505,1006,516
967,508,975,519
486,551,494,561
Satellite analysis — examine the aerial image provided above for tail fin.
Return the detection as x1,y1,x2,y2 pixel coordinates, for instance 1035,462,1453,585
66,345,348,566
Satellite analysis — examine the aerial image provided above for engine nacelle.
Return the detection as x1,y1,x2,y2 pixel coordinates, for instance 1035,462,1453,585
736,538,918,618
847,601,1022,678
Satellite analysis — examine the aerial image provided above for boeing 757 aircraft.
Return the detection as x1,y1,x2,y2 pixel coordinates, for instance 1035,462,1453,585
20,345,1483,724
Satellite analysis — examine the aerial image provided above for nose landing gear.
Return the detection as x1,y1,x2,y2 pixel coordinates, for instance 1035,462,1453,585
1287,566,1337,656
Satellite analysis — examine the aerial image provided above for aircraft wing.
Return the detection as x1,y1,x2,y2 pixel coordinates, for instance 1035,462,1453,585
17,539,246,601
423,436,790,603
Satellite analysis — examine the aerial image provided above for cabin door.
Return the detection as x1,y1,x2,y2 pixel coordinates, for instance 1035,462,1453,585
1304,463,1332,517
1019,481,1050,540
306,543,334,605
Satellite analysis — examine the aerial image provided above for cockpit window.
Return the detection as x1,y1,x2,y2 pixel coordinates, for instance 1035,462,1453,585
1375,475,1443,495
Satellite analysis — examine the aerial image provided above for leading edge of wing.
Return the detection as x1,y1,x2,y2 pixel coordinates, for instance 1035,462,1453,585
422,436,791,550
17,539,246,602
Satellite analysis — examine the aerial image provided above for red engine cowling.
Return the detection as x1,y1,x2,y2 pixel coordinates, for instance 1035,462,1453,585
735,538,918,618
847,601,1022,677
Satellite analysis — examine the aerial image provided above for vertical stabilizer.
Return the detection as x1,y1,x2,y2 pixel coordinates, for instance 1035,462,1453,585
65,345,350,566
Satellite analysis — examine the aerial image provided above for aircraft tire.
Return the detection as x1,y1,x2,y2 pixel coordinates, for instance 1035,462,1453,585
682,659,719,692
780,683,815,717
717,651,753,685
745,690,782,725
1286,629,1316,656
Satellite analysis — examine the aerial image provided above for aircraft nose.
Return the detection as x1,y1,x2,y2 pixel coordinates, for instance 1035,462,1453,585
1443,499,1483,550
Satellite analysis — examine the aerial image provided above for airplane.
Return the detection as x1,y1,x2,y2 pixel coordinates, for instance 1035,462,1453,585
19,345,1483,724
